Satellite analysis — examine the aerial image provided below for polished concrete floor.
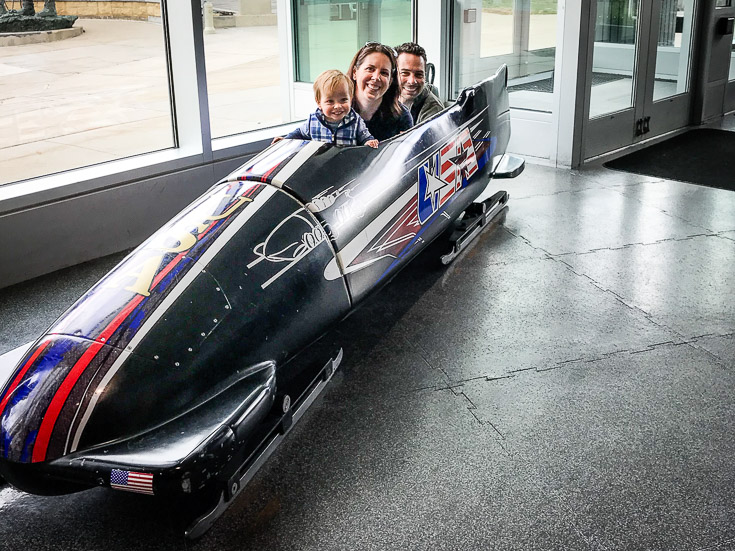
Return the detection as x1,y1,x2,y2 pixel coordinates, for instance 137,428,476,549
1,154,734,549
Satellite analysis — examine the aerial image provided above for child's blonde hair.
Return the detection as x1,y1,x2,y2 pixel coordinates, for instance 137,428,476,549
313,70,354,103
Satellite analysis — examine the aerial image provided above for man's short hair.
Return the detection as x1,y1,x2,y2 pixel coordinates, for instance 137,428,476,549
395,42,427,66
313,69,354,103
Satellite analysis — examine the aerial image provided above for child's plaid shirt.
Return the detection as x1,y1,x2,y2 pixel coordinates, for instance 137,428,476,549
285,108,374,146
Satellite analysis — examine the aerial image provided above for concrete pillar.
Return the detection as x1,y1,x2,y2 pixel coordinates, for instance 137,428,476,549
203,1,215,34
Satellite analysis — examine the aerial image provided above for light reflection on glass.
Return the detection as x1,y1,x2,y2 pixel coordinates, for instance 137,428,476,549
589,0,640,119
457,0,558,112
652,0,695,102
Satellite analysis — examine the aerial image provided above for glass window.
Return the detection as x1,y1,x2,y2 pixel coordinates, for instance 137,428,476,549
294,0,412,83
0,10,174,186
203,0,286,139
455,0,558,112
653,0,696,102
588,0,640,118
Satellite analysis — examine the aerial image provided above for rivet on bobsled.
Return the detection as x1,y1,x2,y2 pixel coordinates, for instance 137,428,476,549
0,65,524,537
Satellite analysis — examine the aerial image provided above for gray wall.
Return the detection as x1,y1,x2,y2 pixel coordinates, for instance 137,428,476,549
0,151,259,290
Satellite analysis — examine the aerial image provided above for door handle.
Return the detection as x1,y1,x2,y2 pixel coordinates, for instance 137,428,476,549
635,119,644,136
627,0,638,19
643,116,651,134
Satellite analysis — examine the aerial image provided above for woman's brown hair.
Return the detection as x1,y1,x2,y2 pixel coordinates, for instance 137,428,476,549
346,42,402,120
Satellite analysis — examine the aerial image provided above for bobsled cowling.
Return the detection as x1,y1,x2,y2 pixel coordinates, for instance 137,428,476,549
0,179,351,494
253,69,511,300
0,66,514,499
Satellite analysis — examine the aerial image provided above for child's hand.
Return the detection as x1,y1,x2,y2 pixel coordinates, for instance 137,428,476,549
366,139,378,148
272,136,284,144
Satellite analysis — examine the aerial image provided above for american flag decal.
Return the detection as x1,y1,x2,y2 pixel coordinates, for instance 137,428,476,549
110,469,154,496
417,128,480,225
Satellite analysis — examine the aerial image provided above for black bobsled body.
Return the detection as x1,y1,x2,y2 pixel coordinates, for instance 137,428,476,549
0,180,351,496
0,66,519,521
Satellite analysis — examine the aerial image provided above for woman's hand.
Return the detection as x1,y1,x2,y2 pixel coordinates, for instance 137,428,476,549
271,136,284,144
365,139,379,148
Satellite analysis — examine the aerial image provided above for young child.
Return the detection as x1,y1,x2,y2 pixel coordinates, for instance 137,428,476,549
273,69,378,148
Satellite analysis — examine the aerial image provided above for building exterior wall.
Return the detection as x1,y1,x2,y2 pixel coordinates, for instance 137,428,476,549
31,1,161,20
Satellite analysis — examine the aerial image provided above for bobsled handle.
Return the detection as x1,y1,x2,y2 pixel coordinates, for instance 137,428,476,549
493,154,525,179
456,87,475,109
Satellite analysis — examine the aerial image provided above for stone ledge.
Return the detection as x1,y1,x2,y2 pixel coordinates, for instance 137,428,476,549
234,13,276,27
17,3,276,24
27,1,161,20
213,15,235,28
212,14,277,28
0,26,83,46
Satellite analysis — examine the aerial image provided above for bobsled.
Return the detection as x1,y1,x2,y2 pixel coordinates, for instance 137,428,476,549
0,65,523,536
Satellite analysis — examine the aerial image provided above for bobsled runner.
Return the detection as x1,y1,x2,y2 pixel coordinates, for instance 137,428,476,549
0,65,523,537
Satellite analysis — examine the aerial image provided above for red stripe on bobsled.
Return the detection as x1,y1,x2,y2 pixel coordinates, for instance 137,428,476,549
151,252,186,290
32,295,145,463
30,181,261,462
0,339,52,418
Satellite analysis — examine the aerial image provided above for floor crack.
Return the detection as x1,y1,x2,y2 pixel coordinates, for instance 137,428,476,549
547,234,720,260
685,339,733,371
460,390,507,441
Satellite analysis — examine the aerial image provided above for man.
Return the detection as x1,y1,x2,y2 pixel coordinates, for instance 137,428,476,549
395,42,444,125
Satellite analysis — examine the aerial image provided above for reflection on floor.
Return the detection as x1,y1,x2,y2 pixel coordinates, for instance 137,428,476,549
1,152,735,549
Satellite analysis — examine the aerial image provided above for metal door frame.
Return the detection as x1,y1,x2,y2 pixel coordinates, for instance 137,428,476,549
722,3,735,112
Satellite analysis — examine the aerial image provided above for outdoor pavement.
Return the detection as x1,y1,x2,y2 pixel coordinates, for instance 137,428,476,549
1,151,735,549
0,11,560,186
0,17,281,185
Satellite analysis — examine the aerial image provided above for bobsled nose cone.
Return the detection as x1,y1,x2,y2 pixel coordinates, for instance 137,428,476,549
0,334,133,464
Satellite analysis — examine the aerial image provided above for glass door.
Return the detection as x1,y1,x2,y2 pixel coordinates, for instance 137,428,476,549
584,0,698,159
448,0,562,161
451,0,559,112
645,0,697,133
584,0,647,157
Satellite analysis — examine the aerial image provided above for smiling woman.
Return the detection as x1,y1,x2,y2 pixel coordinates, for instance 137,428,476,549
347,43,412,141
